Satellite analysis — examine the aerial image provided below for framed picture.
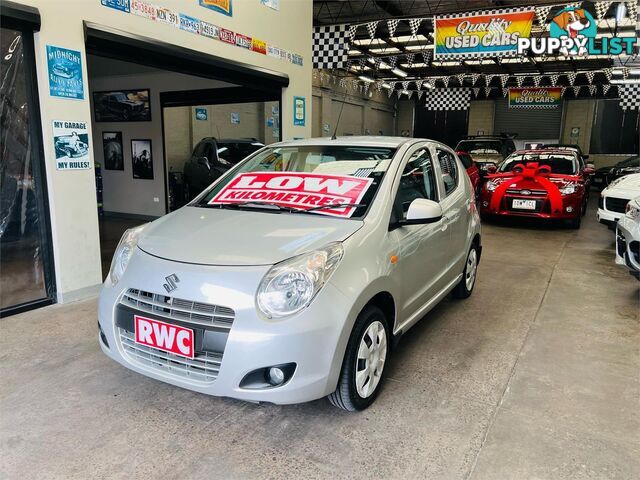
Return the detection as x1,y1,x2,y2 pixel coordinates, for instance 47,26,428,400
93,89,151,122
102,131,124,170
131,139,153,180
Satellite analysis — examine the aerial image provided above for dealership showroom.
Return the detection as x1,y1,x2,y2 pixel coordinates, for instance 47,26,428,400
1,0,640,478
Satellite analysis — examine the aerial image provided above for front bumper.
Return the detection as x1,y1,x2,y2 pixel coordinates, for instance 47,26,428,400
98,249,353,404
597,207,621,227
615,216,640,278
480,192,582,220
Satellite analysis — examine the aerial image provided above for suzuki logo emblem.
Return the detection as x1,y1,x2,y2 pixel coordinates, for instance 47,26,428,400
163,274,180,293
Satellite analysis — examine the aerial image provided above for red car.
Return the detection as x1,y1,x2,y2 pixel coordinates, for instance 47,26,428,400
479,149,593,228
456,151,481,196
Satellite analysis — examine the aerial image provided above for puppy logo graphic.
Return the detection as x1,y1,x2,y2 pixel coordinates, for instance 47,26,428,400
549,7,597,55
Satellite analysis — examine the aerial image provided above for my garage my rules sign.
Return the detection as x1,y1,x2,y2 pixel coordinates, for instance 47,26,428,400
434,8,535,58
52,120,91,170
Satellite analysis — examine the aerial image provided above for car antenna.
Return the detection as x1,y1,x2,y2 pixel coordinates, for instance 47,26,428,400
331,85,349,140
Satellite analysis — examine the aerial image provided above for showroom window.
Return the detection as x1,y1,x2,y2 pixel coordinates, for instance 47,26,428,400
0,22,55,314
590,100,639,154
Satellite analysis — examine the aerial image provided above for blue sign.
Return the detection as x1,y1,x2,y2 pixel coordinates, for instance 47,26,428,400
293,96,305,127
46,45,84,100
195,108,208,121
230,112,240,124
179,13,201,34
101,0,130,12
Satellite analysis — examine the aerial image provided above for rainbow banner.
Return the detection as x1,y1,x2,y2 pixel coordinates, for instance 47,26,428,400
508,88,562,109
434,9,534,59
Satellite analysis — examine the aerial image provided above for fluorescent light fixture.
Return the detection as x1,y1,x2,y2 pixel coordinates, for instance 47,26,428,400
424,82,435,90
404,44,435,51
611,78,640,84
348,49,361,55
612,68,640,75
382,82,392,89
369,47,401,54
358,75,375,83
390,35,430,42
353,39,386,46
391,67,408,77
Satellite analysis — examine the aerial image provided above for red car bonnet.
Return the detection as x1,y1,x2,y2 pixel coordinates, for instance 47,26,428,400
485,162,578,215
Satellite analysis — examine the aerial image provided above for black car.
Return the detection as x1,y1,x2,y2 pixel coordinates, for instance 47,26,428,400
593,155,640,189
183,138,265,200
96,92,145,121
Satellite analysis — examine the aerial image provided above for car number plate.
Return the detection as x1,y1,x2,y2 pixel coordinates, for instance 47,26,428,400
512,199,537,210
134,315,194,359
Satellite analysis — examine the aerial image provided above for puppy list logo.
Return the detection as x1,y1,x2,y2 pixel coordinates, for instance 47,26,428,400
518,6,637,56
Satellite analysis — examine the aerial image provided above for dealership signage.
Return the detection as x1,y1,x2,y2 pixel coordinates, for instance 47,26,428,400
46,45,84,99
508,88,562,109
434,9,535,58
210,172,373,218
52,120,91,170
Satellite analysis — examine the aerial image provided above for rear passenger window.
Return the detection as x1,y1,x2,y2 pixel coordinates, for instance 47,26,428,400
436,149,458,197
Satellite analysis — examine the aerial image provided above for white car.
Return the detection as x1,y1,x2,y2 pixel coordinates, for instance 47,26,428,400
98,137,481,411
597,173,640,229
616,196,640,279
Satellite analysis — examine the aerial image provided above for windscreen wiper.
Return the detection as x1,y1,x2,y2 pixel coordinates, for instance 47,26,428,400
304,203,367,212
205,201,307,213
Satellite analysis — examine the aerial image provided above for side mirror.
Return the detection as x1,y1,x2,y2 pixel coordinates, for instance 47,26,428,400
197,156,209,167
583,154,590,160
405,199,443,225
584,167,595,175
487,165,497,174
586,163,595,170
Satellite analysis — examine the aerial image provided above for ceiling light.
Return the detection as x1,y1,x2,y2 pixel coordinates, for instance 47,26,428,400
358,75,375,83
391,67,408,77
353,39,386,46
382,82,392,89
369,47,400,54
611,78,640,84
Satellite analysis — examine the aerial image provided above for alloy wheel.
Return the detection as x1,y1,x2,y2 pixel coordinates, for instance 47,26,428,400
465,248,478,291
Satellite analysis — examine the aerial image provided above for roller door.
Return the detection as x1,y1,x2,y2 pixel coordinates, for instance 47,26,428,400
493,98,562,139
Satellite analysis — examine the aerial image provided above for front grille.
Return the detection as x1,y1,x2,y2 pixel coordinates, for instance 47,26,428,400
505,189,547,196
121,288,234,330
118,328,221,383
605,197,628,214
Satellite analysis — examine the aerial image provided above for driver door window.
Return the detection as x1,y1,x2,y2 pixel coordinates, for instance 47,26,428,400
436,148,458,197
391,148,438,223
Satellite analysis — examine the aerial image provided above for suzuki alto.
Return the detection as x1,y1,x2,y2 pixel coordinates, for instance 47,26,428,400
98,137,481,411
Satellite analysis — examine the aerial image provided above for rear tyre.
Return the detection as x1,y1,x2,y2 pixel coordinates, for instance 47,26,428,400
328,306,389,411
452,243,479,299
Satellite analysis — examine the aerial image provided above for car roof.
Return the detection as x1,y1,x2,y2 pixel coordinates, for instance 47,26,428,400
200,138,265,144
270,136,417,149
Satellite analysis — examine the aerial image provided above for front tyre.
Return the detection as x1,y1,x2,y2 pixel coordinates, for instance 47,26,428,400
328,306,389,411
452,243,479,299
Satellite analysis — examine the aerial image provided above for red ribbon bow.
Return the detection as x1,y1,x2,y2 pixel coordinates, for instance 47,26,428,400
488,162,574,214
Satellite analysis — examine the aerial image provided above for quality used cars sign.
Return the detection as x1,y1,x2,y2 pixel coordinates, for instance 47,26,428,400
210,172,373,217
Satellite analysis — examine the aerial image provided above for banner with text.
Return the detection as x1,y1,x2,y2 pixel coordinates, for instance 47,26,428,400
508,87,562,109
434,9,535,59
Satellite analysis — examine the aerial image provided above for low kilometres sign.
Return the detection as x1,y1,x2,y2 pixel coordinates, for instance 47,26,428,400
210,172,373,218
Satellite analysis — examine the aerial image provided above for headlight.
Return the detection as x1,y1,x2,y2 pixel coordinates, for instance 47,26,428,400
486,180,498,192
109,224,146,285
257,242,344,318
626,200,640,220
559,184,578,195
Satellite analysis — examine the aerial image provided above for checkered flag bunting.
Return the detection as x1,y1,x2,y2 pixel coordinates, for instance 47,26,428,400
348,25,358,42
595,1,613,19
588,85,597,96
415,79,424,89
585,71,596,84
567,72,577,85
627,1,638,21
313,25,351,69
423,88,471,110
602,84,612,96
405,53,415,66
408,18,422,36
516,76,525,87
499,74,509,88
535,6,552,26
387,19,399,37
572,85,581,97
421,50,432,65
533,76,541,87
603,68,613,81
484,87,492,98
416,90,425,100
550,74,560,86
502,88,509,97
456,74,465,86
387,56,397,68
366,21,378,39
473,87,480,98
620,83,640,110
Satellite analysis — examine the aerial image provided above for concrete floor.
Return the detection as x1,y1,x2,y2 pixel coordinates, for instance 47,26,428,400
1,199,639,479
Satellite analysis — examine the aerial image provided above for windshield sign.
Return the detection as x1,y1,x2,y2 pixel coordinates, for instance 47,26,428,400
210,172,373,218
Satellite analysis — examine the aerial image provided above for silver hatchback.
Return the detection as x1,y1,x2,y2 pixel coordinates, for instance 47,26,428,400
98,137,481,411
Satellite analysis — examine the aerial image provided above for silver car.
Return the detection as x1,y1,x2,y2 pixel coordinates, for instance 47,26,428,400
98,137,481,411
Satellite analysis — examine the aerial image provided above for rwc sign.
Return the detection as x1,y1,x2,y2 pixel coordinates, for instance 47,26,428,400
508,87,562,109
434,9,535,59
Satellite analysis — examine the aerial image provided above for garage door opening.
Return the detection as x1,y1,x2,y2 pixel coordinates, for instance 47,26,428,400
84,24,287,277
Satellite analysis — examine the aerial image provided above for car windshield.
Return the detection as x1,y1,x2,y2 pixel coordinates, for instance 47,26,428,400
456,140,502,155
198,145,397,218
217,142,264,164
499,153,578,175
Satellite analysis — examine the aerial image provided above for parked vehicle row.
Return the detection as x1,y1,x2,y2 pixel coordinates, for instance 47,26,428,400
592,156,640,189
